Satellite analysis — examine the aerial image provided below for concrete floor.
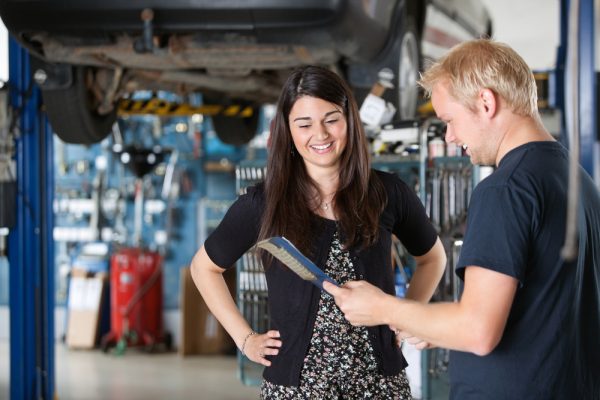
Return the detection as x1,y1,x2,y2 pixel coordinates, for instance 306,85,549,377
1,340,260,400
1,340,453,399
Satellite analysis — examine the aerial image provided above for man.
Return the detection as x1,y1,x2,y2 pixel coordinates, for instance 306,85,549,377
324,39,600,399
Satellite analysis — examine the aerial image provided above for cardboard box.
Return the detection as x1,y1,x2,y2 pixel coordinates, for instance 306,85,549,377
66,271,108,349
179,266,235,356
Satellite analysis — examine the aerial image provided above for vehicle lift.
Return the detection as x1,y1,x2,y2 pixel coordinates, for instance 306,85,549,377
6,39,55,399
4,0,598,398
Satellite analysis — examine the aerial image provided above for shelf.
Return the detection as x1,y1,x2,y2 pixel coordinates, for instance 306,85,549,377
430,156,471,166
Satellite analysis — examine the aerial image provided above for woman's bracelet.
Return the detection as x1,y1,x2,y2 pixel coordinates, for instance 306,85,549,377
240,331,257,356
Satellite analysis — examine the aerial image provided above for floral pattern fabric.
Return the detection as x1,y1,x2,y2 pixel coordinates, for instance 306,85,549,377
261,232,412,399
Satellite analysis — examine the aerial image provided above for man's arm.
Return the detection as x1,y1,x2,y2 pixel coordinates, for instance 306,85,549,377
324,266,517,355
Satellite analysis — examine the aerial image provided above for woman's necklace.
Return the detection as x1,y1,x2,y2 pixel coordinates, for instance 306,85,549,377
319,188,335,211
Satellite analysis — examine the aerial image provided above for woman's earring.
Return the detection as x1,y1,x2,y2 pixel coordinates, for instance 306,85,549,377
290,146,296,157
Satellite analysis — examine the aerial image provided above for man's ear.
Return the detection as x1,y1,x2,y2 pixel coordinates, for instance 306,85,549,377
479,88,497,118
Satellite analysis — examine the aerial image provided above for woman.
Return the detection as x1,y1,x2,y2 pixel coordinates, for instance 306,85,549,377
191,65,446,398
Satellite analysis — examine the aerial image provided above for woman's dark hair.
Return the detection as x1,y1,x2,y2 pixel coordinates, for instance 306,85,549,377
258,65,386,256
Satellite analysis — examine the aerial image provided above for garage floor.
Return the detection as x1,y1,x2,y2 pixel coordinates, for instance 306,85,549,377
0,340,453,399
0,340,260,400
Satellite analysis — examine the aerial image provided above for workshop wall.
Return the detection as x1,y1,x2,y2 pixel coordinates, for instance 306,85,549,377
53,108,257,316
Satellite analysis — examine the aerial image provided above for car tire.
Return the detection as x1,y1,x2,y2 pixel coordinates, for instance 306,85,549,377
41,66,116,145
385,16,420,121
211,108,259,146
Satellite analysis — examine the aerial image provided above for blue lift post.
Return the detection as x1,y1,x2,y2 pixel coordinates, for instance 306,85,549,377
559,0,597,179
579,0,600,178
575,0,597,179
8,38,55,399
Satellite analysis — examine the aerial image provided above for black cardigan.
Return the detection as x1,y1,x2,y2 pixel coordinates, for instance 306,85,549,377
205,169,438,386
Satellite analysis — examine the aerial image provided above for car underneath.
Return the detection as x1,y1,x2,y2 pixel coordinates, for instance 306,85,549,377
0,0,491,145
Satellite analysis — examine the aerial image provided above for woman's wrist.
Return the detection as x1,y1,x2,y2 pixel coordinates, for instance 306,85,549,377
240,331,257,356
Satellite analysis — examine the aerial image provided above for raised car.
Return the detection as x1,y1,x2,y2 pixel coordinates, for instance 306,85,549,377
0,0,491,145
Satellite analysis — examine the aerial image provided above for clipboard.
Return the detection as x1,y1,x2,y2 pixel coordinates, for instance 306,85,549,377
256,236,338,290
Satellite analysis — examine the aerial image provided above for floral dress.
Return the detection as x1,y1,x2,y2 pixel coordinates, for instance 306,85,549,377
260,231,412,399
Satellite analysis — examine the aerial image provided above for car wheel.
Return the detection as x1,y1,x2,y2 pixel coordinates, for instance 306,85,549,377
41,66,116,145
211,108,259,146
386,17,420,120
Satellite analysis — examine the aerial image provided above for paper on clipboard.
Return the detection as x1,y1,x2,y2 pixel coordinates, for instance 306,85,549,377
256,236,338,290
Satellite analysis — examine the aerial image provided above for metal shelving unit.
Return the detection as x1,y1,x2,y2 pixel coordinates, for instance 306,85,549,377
361,123,477,399
235,161,269,385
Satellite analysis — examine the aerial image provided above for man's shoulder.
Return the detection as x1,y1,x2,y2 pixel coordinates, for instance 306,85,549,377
499,141,566,175
481,142,567,191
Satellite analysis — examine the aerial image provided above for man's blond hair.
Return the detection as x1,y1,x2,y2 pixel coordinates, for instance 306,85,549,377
419,39,538,118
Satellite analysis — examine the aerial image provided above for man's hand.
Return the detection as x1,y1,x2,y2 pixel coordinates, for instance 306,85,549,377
392,327,434,350
323,280,388,326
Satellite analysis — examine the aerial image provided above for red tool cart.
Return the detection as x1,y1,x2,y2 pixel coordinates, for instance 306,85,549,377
101,146,173,353
101,247,172,353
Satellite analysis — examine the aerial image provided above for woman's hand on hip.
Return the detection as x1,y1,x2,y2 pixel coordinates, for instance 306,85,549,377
246,330,282,367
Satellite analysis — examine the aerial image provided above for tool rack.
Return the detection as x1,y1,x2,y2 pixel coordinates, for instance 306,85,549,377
234,160,269,385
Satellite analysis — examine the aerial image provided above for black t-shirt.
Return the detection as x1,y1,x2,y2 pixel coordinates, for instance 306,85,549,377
205,169,438,386
451,142,600,399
